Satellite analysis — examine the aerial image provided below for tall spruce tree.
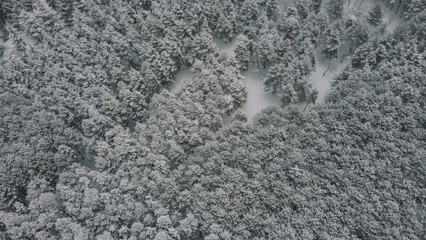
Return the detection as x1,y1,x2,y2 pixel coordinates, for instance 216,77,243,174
367,4,383,26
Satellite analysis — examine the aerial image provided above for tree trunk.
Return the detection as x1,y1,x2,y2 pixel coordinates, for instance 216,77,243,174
74,147,86,162
340,53,347,63
303,101,310,112
395,0,403,13
323,66,330,76
256,55,260,69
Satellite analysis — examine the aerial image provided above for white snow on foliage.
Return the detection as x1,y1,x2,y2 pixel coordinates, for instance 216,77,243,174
311,0,402,103
172,36,240,94
208,0,405,121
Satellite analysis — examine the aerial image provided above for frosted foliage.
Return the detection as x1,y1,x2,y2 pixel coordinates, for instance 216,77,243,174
156,216,172,229
0,0,422,240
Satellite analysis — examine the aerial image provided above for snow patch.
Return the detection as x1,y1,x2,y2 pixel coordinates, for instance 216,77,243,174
382,4,403,32
241,66,281,123
170,66,195,93
213,36,241,59
214,35,282,123
310,63,333,103
2,38,14,59
311,50,349,103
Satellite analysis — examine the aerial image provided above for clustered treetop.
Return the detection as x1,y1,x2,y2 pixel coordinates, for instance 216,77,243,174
0,0,424,239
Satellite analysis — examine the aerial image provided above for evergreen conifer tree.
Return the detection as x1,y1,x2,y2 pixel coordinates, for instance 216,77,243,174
368,4,383,26
326,0,344,20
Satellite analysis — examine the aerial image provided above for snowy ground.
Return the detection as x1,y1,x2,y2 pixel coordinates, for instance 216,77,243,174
212,35,241,59
382,5,403,32
242,67,281,122
170,66,195,93
310,50,350,103
1,38,14,59
310,60,334,104
214,37,281,123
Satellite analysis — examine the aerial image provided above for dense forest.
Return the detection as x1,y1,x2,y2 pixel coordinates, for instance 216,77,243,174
0,0,424,239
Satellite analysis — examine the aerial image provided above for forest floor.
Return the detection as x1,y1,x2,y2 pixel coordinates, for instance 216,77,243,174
213,36,241,59
241,66,281,122
311,49,350,104
170,65,194,93
213,36,282,123
382,4,403,32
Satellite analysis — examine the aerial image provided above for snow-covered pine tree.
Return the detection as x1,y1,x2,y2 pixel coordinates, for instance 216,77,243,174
367,4,383,26
326,0,344,20
312,0,322,14
321,26,340,75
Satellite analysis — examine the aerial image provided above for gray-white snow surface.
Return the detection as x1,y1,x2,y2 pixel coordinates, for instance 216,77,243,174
241,67,281,123
170,66,195,93
214,37,281,123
